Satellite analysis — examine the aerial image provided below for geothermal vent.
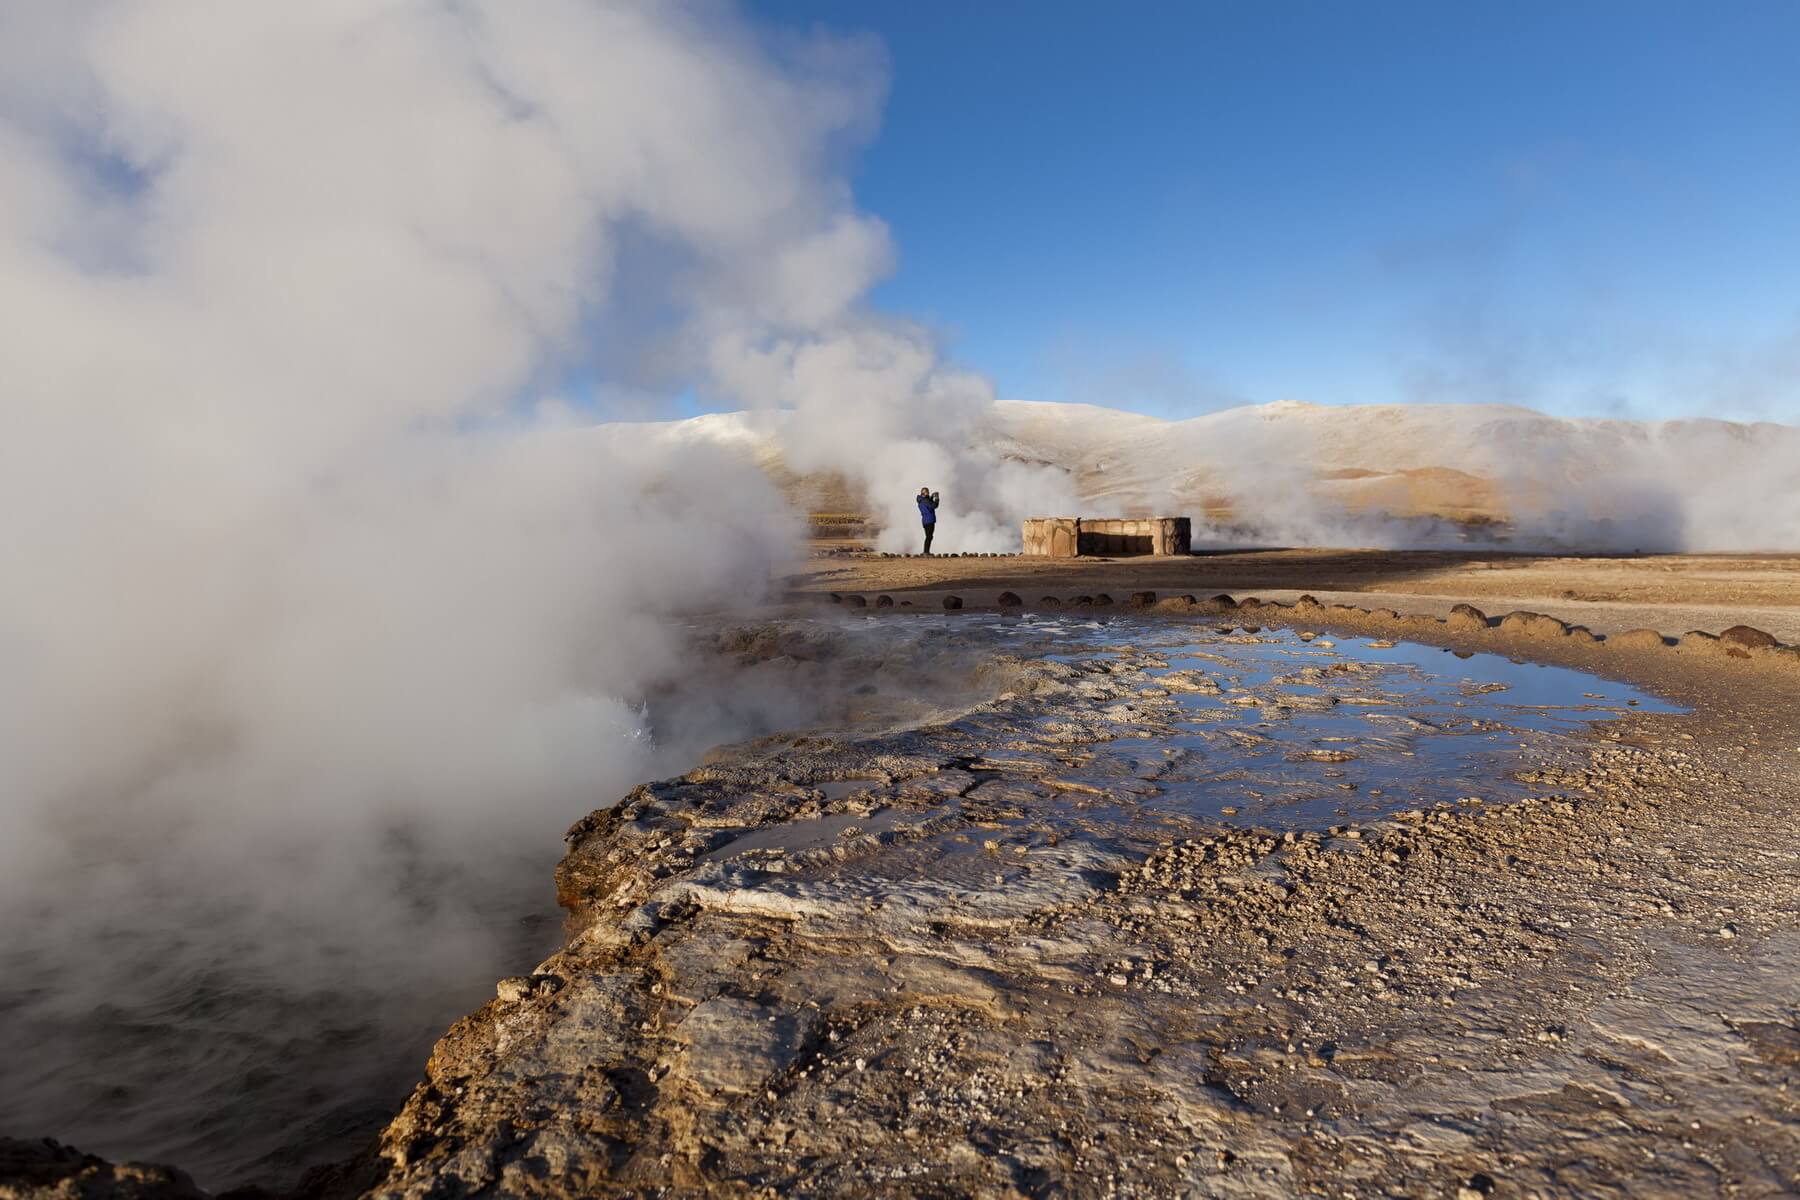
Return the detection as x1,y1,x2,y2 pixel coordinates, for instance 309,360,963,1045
1022,517,1191,557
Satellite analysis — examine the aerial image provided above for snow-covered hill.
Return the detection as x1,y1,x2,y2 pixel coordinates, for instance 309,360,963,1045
595,400,1800,551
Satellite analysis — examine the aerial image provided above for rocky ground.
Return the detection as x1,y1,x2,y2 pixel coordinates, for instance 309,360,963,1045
9,588,1800,1200
363,597,1798,1199
795,549,1800,644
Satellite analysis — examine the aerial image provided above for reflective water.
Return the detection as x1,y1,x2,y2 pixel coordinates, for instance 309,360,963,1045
842,611,1680,830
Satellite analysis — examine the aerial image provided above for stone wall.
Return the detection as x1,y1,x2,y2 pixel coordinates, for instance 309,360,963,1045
1020,517,1080,557
1021,517,1190,557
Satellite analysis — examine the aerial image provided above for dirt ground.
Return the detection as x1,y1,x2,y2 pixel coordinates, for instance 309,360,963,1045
792,549,1800,644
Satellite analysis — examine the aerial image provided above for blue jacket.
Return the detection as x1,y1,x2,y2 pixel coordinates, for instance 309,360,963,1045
917,493,938,524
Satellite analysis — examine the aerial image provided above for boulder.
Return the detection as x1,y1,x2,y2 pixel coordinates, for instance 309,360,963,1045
1447,604,1489,632
942,595,963,611
1500,610,1568,639
1676,630,1725,657
1127,591,1157,608
1093,593,1115,607
996,591,1024,608
875,595,894,608
1719,625,1779,650
1612,628,1670,650
1038,596,1063,609
0,1139,207,1200
843,594,867,608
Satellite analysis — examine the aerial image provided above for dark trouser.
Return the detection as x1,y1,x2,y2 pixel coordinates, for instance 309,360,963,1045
922,522,935,554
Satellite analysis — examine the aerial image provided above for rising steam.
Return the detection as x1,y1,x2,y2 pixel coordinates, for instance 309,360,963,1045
0,1,1062,1185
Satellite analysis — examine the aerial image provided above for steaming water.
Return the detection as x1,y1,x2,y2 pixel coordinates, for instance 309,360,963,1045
0,613,1678,1191
0,843,564,1190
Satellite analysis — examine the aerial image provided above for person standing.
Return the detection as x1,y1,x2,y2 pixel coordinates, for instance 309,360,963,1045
917,486,939,554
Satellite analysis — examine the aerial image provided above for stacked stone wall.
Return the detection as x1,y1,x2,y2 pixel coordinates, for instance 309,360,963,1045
1021,517,1191,557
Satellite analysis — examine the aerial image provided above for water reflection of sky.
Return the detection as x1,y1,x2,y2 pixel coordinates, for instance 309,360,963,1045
862,612,1682,828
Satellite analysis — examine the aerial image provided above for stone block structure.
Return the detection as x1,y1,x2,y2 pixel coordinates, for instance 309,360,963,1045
1022,517,1191,557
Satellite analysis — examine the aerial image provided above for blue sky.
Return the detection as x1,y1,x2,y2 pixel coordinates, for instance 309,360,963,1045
748,1,1800,420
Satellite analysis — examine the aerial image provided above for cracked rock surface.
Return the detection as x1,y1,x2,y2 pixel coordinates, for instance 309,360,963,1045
359,616,1800,1199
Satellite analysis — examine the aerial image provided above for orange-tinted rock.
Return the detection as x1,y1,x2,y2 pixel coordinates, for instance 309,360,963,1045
1447,604,1489,632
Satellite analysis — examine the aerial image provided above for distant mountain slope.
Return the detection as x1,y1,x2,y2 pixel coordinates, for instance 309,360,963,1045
595,399,1800,550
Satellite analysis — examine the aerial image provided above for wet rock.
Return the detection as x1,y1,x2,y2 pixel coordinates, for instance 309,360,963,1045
943,595,963,610
1038,596,1064,609
1208,593,1239,610
844,594,868,608
1613,628,1670,650
997,591,1024,608
876,595,894,608
0,1138,208,1199
1720,625,1779,650
1093,593,1115,607
1127,591,1157,608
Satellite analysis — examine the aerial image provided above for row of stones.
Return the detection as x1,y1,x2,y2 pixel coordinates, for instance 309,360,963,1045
821,590,1796,665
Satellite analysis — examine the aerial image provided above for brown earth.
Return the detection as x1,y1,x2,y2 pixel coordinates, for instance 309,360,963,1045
792,549,1800,644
